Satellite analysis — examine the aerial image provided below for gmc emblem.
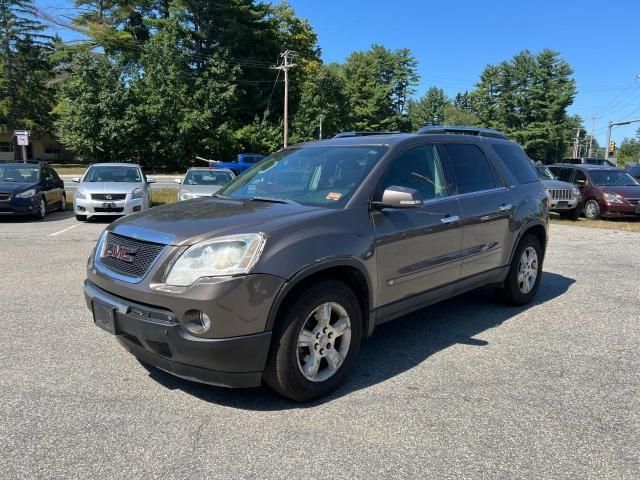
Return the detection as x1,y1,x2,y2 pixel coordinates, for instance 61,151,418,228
104,244,137,263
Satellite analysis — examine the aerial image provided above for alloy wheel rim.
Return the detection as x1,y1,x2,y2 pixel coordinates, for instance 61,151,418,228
61,196,66,210
517,247,538,294
40,200,46,218
296,302,352,382
586,202,597,218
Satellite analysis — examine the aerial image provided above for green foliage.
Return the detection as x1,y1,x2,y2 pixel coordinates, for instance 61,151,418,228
472,49,576,162
407,87,449,129
0,0,55,134
343,44,418,131
617,128,640,165
54,50,133,161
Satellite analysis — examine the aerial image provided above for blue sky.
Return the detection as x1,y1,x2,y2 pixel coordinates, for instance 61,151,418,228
37,0,640,145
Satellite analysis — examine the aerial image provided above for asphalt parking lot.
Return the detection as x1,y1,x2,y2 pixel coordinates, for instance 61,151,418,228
0,213,638,479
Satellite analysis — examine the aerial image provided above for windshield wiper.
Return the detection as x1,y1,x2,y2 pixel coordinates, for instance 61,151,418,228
250,196,298,205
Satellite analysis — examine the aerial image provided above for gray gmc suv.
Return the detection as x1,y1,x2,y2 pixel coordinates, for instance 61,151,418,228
84,126,549,401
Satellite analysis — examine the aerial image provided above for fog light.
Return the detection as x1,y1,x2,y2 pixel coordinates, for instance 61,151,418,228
183,311,211,335
133,206,141,212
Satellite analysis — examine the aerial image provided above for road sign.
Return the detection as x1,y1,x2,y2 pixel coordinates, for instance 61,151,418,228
16,135,29,146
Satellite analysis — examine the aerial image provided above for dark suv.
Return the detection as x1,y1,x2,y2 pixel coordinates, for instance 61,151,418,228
548,163,640,220
84,127,548,401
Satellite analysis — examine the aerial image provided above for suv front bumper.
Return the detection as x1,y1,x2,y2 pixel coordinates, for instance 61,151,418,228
84,280,272,388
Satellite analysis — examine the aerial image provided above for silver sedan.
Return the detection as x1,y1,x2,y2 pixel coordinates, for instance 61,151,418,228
175,167,235,201
73,163,154,221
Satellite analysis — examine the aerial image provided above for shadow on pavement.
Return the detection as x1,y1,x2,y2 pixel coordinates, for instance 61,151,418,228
142,271,575,410
0,208,76,223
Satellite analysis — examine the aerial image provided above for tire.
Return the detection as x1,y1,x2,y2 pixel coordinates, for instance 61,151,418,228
496,234,543,306
263,280,362,402
584,199,600,220
559,207,580,221
35,198,46,220
60,193,67,212
75,214,87,221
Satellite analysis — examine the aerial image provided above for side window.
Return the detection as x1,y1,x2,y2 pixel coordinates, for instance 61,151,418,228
42,167,54,184
443,143,497,194
491,143,538,184
553,167,573,182
378,144,448,201
573,170,587,186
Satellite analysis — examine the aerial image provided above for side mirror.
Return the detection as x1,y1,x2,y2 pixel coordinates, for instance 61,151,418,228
372,186,422,209
173,178,182,184
72,177,81,183
147,177,156,184
575,179,588,187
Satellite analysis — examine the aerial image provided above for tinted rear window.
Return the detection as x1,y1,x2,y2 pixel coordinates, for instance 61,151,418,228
491,144,539,184
443,144,497,194
549,167,573,182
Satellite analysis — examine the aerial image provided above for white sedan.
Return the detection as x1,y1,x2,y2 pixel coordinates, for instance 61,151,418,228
73,163,154,221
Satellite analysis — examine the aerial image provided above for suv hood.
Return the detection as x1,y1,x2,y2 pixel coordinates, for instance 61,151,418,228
541,179,575,190
0,181,37,194
78,182,143,194
600,185,640,198
110,197,332,246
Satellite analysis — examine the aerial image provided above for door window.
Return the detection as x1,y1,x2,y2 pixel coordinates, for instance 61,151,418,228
443,143,497,194
491,143,539,184
378,144,448,201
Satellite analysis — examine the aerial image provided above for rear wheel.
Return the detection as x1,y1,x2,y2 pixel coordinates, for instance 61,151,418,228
584,199,600,220
60,194,67,212
496,234,543,306
263,280,362,402
35,198,46,220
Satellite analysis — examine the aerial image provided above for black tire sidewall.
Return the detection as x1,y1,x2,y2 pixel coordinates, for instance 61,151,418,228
264,281,362,402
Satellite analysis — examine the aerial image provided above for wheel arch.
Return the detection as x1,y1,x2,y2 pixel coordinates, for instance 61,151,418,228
265,258,373,338
509,220,547,265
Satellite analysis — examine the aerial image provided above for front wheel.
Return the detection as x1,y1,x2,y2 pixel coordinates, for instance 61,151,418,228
496,234,543,306
60,194,67,212
584,199,600,220
35,198,47,220
263,281,362,402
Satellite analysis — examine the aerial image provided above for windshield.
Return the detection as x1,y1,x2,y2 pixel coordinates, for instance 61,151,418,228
0,166,39,183
589,170,639,186
536,166,555,180
217,146,388,207
184,170,234,186
83,165,142,183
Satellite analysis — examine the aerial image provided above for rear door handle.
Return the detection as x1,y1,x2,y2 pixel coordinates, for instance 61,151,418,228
440,214,460,224
499,204,513,212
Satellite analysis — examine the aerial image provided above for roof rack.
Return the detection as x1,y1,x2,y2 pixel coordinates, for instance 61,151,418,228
333,131,399,138
417,125,508,140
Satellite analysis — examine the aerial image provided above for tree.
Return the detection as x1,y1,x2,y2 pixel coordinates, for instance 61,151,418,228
472,49,576,162
291,61,349,142
617,128,640,165
407,87,449,129
0,0,55,139
343,44,418,131
54,50,133,162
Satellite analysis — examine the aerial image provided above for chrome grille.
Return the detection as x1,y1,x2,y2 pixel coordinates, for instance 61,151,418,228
99,232,165,279
92,193,127,200
549,189,572,200
0,193,10,201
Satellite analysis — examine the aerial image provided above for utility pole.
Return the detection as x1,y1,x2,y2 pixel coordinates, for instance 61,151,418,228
572,127,580,158
319,114,324,140
588,116,595,157
271,50,297,148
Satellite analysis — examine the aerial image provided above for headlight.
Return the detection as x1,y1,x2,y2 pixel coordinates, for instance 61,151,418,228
75,189,87,200
604,192,624,204
132,188,144,199
544,189,552,201
572,187,580,197
165,233,266,286
180,191,193,201
15,189,36,199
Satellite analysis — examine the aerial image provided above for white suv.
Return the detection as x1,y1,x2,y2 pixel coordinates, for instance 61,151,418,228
73,163,154,221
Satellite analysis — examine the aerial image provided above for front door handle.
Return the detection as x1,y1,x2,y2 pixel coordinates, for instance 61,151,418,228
440,214,460,224
499,204,513,212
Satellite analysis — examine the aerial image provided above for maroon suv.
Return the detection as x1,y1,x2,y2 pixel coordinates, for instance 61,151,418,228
548,164,640,220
